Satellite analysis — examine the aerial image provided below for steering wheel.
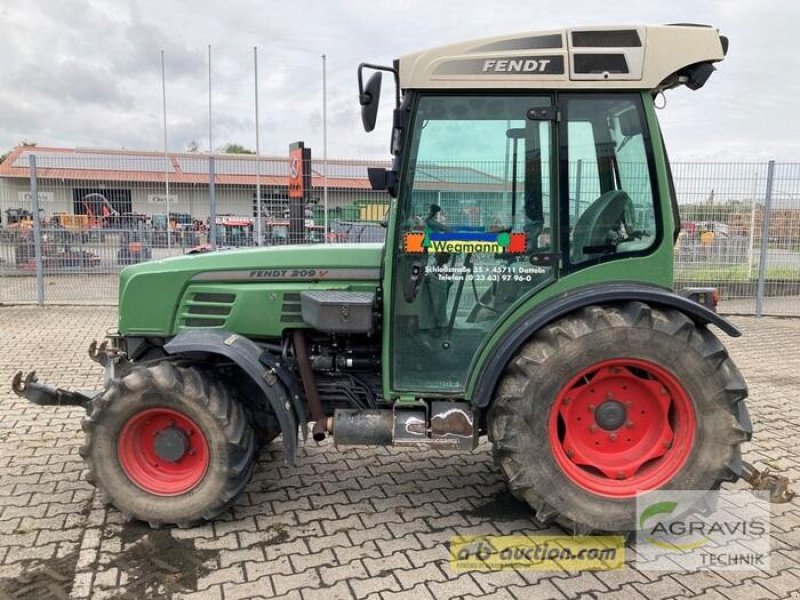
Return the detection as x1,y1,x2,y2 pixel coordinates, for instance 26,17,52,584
571,190,634,263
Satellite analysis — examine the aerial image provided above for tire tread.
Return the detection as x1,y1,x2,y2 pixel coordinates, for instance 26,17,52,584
488,301,750,534
82,361,256,527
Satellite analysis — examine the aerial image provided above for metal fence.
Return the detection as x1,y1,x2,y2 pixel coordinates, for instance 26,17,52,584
1,153,799,316
0,152,391,305
672,161,800,316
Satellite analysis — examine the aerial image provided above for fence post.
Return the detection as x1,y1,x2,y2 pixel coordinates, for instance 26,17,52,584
209,155,217,250
755,160,776,317
29,155,45,305
746,168,759,279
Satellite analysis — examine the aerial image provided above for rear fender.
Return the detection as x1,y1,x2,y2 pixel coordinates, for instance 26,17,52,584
471,282,742,409
163,330,301,465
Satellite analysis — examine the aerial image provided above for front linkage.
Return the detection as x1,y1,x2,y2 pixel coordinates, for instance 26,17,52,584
11,370,95,412
11,340,121,414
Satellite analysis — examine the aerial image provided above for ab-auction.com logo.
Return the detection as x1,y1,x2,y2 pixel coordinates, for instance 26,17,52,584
449,535,625,571
636,490,771,571
405,231,526,254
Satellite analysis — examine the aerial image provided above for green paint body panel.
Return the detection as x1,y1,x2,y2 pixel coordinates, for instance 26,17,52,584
118,244,383,336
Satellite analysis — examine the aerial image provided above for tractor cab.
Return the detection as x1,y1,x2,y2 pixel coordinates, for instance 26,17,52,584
359,25,725,394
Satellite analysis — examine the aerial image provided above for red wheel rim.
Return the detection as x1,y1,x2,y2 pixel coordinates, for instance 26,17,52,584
118,408,209,496
549,358,696,498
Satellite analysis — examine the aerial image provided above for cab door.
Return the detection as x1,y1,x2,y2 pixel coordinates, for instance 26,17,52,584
386,93,557,394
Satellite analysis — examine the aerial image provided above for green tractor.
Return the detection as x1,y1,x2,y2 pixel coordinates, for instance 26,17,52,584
13,25,778,532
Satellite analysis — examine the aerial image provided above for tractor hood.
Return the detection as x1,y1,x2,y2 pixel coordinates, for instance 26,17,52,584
118,243,384,335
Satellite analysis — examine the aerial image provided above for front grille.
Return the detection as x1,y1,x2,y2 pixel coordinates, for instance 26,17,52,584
280,292,304,324
180,291,236,329
184,317,226,328
187,304,230,316
193,292,236,303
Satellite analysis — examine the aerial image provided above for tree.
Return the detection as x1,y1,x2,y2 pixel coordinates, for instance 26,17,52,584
186,140,199,152
219,143,255,154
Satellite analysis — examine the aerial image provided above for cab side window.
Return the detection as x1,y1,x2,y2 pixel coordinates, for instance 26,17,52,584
563,95,658,265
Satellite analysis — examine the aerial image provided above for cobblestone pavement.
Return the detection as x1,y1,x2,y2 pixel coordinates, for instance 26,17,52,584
1,306,799,600
0,274,118,305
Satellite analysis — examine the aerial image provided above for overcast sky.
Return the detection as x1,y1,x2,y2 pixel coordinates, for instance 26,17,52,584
0,1,796,162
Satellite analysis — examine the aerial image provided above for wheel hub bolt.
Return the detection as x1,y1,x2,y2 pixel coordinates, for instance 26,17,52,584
594,400,628,431
153,427,190,463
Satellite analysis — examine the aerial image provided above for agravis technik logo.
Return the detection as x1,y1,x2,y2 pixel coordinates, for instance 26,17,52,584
636,490,771,571
639,500,709,551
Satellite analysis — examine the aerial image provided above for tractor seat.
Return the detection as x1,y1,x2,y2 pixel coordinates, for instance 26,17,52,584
571,190,634,263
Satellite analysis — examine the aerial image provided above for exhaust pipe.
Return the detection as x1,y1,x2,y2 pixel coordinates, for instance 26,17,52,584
292,330,327,441
329,402,477,450
331,409,393,446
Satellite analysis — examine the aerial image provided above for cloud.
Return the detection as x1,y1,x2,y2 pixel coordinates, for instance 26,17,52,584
0,0,798,161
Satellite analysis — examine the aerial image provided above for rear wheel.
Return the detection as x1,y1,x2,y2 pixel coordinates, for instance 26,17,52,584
81,362,256,527
488,302,751,533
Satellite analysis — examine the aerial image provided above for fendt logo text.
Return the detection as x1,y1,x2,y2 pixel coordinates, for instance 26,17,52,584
482,59,552,73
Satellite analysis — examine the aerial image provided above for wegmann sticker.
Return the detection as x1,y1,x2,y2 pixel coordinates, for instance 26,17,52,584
405,231,526,254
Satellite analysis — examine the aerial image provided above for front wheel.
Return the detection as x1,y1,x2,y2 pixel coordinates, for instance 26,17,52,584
488,302,751,533
81,362,256,527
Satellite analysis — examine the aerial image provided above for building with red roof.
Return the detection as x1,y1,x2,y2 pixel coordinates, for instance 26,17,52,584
0,145,389,224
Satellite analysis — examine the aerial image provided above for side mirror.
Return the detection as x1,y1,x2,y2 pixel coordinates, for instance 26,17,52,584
360,72,382,132
367,167,398,197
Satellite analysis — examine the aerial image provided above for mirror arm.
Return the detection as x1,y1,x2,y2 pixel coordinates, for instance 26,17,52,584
358,63,400,108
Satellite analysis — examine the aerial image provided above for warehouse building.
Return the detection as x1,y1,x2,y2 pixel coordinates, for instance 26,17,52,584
0,145,391,225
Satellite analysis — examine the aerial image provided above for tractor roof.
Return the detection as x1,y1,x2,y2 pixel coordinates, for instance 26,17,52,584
398,24,727,92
